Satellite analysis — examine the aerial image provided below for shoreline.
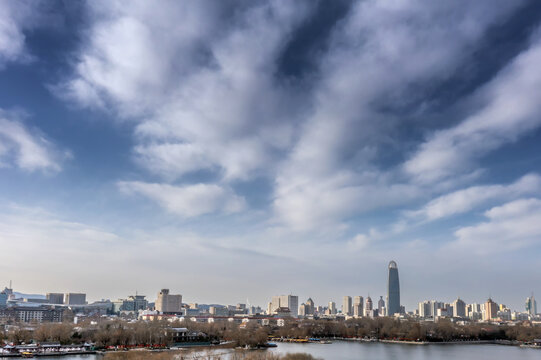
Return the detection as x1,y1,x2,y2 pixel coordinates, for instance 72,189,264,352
275,337,530,348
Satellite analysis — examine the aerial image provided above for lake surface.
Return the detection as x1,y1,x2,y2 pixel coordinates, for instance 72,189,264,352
268,341,541,360
15,342,540,359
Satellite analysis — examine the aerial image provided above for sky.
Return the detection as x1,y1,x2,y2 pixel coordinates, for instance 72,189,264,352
1,0,541,312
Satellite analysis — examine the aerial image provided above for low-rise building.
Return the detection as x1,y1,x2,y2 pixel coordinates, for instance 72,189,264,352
0,305,64,323
113,295,148,314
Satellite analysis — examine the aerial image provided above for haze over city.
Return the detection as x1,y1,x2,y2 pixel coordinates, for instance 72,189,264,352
1,0,541,312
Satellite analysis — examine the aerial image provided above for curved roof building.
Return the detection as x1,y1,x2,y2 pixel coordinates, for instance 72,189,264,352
387,260,400,316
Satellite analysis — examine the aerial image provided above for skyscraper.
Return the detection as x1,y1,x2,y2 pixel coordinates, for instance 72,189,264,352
386,260,400,316
365,296,373,317
328,301,337,315
452,298,466,318
343,296,352,316
484,298,498,321
526,294,537,316
299,303,307,317
353,296,363,317
305,298,314,315
378,296,386,316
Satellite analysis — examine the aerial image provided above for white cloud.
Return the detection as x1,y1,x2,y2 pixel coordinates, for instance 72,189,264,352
0,0,56,68
0,1,32,66
408,173,541,222
273,170,421,231
404,31,541,184
0,113,66,172
55,0,535,232
272,0,522,231
0,204,120,269
118,181,246,217
347,231,379,251
451,198,541,254
58,0,313,181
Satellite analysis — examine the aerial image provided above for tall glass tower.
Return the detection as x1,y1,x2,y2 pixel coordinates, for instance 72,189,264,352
387,260,400,316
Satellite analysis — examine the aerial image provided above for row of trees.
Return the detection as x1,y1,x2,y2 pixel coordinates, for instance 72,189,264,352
0,319,269,347
1,317,541,347
272,317,541,342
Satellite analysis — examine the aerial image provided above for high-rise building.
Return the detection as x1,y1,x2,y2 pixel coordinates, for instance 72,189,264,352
0,290,7,307
270,296,281,314
46,293,64,305
467,303,482,320
452,298,466,318
305,298,314,315
342,296,352,316
328,301,336,315
484,298,498,321
386,260,400,316
365,296,373,317
431,300,444,319
378,296,386,316
155,289,182,313
65,293,86,305
353,296,363,317
526,295,537,316
270,295,299,317
418,300,431,318
299,303,307,317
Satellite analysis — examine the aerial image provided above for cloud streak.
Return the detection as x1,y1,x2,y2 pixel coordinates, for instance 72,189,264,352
407,173,541,222
118,181,246,217
0,112,67,172
405,29,541,184
451,198,541,254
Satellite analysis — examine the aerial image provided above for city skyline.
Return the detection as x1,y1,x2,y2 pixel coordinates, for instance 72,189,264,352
2,273,538,316
1,1,541,312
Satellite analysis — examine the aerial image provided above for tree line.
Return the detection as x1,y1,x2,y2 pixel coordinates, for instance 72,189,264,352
1,317,541,347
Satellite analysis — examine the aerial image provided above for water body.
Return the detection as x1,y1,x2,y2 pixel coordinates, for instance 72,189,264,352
268,341,541,360
16,342,540,359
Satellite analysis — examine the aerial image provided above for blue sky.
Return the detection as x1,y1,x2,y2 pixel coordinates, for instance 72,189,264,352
1,0,541,311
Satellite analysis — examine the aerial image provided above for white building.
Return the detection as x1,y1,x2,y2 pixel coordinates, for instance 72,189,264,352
365,297,373,317
328,301,337,315
418,301,431,318
156,289,182,313
353,296,363,317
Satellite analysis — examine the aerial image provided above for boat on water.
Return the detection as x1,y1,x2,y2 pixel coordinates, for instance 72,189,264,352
520,339,541,349
319,340,332,344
